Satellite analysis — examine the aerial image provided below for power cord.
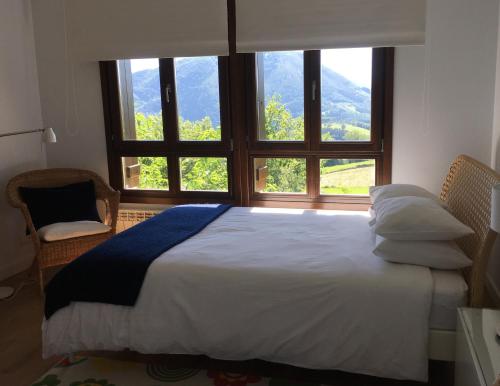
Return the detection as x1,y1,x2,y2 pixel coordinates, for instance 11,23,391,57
0,278,37,302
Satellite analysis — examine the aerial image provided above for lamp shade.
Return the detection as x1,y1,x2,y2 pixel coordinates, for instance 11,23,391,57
492,184,500,233
42,127,57,143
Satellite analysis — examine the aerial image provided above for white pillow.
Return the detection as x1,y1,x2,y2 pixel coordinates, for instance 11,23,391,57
369,184,445,206
373,236,472,269
373,196,474,240
368,206,376,224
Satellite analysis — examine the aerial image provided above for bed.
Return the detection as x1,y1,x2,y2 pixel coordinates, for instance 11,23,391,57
41,155,500,382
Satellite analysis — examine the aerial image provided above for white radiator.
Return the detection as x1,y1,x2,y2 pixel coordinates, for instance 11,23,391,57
116,207,166,232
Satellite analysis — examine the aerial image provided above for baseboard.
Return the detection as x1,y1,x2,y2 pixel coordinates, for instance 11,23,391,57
0,256,32,282
486,274,500,307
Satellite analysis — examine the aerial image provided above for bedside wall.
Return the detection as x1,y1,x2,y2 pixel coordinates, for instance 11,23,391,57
0,0,46,281
31,0,109,181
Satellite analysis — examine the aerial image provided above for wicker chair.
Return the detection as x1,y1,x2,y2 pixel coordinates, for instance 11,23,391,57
6,168,120,294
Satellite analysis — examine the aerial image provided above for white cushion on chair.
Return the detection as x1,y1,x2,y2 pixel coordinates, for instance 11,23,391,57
38,221,111,242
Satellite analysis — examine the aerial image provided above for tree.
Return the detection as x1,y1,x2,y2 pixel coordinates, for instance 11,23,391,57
134,113,226,191
135,113,168,190
180,157,227,191
179,116,221,141
263,95,304,141
131,97,369,194
258,95,306,193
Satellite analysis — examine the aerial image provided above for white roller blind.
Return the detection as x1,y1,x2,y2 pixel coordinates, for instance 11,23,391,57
236,0,426,53
66,0,229,60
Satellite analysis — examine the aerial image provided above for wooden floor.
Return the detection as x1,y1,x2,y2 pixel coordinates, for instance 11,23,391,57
0,271,454,386
0,271,59,386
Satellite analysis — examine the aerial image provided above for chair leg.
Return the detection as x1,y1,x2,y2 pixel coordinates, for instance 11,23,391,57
28,257,45,297
38,266,44,297
27,256,38,280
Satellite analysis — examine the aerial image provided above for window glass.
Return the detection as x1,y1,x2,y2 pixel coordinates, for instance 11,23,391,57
254,158,306,194
180,157,228,192
175,57,221,141
255,51,304,141
320,159,375,195
117,59,164,141
321,48,372,142
121,156,168,190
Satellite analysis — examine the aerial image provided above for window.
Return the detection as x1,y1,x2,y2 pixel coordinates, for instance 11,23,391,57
320,48,372,142
253,158,307,194
248,48,392,205
101,56,231,201
122,156,168,190
175,57,222,141
255,51,304,141
319,159,375,195
117,59,163,141
180,157,228,192
101,48,393,208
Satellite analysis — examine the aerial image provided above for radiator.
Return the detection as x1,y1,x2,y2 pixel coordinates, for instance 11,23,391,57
116,208,163,232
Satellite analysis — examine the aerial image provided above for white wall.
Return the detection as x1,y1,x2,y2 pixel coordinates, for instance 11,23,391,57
393,0,499,195
0,0,46,280
31,0,109,181
392,46,427,188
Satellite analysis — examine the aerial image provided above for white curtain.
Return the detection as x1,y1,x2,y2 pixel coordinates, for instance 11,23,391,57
66,0,229,60
236,0,426,53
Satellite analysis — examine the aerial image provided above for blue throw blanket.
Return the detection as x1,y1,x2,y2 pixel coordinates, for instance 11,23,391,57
44,204,232,319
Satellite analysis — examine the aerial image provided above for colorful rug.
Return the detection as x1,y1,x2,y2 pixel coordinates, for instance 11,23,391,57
32,356,321,386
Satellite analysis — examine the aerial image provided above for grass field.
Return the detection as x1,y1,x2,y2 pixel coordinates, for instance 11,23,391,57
320,160,375,195
321,123,371,142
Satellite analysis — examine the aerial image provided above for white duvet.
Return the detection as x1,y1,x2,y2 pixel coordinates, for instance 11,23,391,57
43,207,433,381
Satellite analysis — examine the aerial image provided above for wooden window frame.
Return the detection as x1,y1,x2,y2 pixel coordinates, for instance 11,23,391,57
245,48,394,206
100,57,236,205
100,45,393,209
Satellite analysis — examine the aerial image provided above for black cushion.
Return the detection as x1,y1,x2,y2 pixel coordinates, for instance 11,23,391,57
19,180,102,231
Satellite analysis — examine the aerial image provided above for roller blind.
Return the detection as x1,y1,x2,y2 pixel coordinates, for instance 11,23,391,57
66,0,229,60
236,0,426,53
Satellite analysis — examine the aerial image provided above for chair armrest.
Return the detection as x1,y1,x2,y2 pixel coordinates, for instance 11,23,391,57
104,190,121,234
19,203,41,252
6,184,40,252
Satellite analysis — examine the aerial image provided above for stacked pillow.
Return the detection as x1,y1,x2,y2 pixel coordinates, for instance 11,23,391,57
370,184,446,207
369,184,474,270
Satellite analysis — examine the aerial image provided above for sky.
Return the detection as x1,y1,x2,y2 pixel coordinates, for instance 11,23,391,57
321,47,372,89
129,47,372,89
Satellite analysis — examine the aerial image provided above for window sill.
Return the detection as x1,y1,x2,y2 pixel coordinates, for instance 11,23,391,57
249,199,370,211
119,192,370,211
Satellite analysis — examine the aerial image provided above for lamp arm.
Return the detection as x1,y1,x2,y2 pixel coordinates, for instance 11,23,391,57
0,128,44,139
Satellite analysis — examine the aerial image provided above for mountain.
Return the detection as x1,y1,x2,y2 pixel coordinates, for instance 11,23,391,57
131,53,371,127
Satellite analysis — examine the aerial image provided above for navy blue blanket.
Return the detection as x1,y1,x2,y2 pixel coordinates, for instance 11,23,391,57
45,204,232,319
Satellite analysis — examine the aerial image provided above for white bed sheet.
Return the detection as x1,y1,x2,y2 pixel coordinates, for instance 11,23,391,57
42,207,433,382
429,270,468,330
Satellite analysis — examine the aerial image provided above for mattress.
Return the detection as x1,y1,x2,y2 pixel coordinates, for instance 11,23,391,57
429,269,468,330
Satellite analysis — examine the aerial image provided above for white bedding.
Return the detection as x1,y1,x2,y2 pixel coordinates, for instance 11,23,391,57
43,207,433,381
429,270,468,330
